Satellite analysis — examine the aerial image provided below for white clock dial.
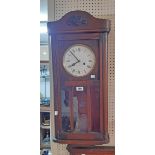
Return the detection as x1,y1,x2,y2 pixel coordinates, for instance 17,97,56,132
63,44,96,77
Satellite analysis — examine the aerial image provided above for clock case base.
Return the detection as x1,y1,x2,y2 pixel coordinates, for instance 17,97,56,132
53,133,109,145
67,145,115,155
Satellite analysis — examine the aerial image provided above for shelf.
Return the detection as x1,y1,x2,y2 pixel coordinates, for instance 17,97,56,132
40,125,50,129
40,60,49,63
40,75,50,78
40,143,51,149
40,105,51,112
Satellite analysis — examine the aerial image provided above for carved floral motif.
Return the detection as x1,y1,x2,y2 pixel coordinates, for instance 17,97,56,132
67,15,87,26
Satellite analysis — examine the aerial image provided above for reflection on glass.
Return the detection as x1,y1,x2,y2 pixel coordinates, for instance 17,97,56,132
61,89,80,132
73,97,79,131
61,81,101,134
61,87,90,132
61,89,70,131
78,114,88,131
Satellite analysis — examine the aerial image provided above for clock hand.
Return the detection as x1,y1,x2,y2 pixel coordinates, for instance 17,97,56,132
70,51,80,62
68,60,80,68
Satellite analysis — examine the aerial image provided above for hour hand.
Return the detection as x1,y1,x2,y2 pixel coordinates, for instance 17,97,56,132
68,60,80,68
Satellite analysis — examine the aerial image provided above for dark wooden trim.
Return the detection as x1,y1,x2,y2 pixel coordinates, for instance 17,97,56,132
40,60,49,63
99,34,104,133
40,105,51,112
67,145,115,155
53,139,108,145
69,87,74,130
87,85,92,131
103,33,109,134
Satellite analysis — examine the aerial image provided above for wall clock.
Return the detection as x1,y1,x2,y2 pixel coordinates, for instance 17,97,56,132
48,10,111,145
63,44,96,77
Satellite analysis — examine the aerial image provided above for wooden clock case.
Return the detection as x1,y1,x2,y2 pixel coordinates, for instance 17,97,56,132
48,10,111,145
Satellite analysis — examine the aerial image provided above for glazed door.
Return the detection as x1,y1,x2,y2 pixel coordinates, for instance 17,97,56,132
59,80,103,140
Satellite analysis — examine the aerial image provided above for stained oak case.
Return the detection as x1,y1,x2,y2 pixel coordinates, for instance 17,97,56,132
48,11,111,145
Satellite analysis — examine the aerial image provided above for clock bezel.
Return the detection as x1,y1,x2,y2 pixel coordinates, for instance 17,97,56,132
62,44,96,77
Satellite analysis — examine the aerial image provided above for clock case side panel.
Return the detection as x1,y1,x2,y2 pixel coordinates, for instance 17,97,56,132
99,32,109,142
49,34,62,139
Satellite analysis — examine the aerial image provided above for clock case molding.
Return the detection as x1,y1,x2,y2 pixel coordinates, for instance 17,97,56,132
48,10,111,145
67,145,115,155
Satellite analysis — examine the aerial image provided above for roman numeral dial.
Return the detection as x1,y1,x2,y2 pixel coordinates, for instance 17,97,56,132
63,44,96,77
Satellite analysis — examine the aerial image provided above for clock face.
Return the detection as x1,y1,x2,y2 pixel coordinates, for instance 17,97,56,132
63,44,96,77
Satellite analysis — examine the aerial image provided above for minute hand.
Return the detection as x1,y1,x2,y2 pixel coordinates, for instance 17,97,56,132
70,51,80,62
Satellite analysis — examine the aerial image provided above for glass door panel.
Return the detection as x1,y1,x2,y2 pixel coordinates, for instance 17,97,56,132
61,81,100,135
